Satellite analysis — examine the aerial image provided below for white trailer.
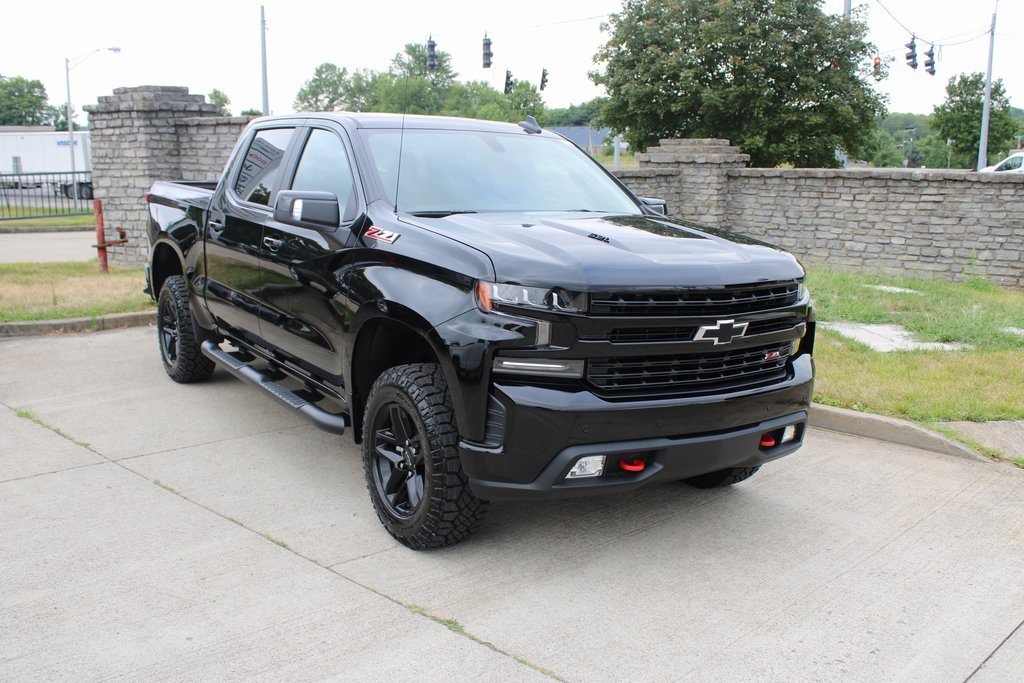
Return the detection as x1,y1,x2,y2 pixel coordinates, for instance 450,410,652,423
0,128,92,174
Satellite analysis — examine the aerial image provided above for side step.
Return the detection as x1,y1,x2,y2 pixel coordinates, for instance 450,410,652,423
201,340,347,435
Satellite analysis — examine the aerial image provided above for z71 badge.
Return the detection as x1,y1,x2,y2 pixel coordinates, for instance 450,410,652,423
365,226,400,243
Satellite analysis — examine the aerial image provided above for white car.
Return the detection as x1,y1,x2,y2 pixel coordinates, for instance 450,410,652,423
980,151,1024,173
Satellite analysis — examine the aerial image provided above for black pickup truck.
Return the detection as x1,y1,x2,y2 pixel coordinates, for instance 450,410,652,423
145,113,815,549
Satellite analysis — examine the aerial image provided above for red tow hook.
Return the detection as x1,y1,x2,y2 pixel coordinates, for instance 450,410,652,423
619,458,646,473
759,434,777,448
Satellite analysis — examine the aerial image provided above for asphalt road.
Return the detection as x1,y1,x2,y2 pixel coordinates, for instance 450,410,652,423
2,327,1023,681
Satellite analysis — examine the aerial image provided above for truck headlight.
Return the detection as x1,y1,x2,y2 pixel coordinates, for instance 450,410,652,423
476,281,587,314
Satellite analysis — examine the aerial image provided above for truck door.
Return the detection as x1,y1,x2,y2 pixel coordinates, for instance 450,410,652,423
204,126,297,344
256,126,359,387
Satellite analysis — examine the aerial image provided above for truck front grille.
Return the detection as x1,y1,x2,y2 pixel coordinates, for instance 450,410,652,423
593,315,802,344
590,281,801,317
586,342,792,398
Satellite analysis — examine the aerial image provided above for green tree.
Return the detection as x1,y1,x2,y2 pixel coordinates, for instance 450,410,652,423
917,134,954,169
878,112,930,141
546,98,606,126
208,88,231,116
240,108,264,116
49,102,81,132
390,43,457,89
294,63,351,112
591,0,887,167
930,72,1016,168
863,128,901,167
505,80,546,122
0,75,53,126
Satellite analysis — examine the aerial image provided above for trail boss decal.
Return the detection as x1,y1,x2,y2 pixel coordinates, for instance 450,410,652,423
365,226,400,243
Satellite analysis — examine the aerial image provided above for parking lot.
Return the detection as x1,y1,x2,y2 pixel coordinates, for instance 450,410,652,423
2,326,1023,681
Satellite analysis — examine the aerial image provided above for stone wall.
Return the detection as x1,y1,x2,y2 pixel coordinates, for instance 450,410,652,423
616,139,1024,288
85,91,1023,287
85,86,253,265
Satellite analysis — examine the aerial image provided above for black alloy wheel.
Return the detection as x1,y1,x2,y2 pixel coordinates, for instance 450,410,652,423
369,401,427,519
156,275,215,383
361,363,488,549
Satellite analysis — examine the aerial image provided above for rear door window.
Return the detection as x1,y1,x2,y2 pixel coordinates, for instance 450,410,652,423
233,127,295,205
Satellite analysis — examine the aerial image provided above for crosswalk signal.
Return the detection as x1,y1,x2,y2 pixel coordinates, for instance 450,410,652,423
924,45,935,76
504,70,513,94
427,37,437,71
483,36,492,69
905,37,917,70
540,68,549,91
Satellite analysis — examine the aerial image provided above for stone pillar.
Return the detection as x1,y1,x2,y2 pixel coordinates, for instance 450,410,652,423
634,139,749,228
85,86,219,266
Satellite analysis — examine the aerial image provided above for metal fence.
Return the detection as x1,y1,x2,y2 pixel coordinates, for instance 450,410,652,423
0,171,94,220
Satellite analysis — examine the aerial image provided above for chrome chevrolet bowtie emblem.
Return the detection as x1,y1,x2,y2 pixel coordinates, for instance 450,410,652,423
695,319,748,345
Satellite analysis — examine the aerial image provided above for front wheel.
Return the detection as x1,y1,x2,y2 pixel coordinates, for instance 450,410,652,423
362,363,488,549
157,275,215,384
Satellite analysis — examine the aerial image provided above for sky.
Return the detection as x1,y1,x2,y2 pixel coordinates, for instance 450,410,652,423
2,0,1021,126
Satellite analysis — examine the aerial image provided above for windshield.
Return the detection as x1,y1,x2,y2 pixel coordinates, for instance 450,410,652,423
359,128,641,215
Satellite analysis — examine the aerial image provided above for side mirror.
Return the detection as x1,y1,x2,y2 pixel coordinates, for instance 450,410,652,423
639,197,668,216
274,190,340,230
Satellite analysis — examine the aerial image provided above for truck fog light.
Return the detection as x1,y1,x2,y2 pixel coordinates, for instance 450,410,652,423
566,455,605,479
493,357,584,378
782,425,799,444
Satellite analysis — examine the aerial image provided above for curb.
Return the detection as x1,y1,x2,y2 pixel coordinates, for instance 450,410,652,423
0,312,989,463
0,311,155,337
809,404,987,463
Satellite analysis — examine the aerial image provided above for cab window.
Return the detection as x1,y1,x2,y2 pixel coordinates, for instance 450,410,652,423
233,127,295,205
291,129,357,221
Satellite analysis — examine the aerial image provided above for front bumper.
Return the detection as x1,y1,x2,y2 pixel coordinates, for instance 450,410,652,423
460,354,813,499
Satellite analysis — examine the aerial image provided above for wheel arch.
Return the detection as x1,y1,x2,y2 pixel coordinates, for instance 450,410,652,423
349,315,443,444
150,240,185,300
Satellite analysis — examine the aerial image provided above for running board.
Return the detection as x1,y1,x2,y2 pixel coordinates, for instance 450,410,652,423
201,340,347,435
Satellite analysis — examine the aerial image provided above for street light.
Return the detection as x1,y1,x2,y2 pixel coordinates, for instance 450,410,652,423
65,46,120,199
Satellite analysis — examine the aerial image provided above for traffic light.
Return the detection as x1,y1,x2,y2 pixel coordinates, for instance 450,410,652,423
924,45,935,76
873,56,881,75
504,70,513,94
427,37,437,71
905,37,917,70
540,68,549,91
483,36,492,69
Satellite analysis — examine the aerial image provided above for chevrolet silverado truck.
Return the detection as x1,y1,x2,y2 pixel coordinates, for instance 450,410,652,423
145,113,815,549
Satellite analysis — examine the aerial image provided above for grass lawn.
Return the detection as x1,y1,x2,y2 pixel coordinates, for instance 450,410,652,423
0,214,95,230
807,268,1024,424
0,261,153,322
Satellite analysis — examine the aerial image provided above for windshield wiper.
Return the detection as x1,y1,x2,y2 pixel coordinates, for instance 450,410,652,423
407,210,479,218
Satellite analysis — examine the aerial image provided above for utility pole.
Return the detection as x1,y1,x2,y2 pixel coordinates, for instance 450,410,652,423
844,0,851,19
260,5,270,115
977,11,996,171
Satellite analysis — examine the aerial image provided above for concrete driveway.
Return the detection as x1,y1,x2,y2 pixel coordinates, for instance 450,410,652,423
0,230,96,263
2,327,1023,681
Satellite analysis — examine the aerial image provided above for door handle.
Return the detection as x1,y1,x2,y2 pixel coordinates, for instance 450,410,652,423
263,236,284,251
208,219,225,232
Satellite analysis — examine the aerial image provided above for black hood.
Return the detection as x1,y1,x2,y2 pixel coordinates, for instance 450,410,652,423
398,212,803,289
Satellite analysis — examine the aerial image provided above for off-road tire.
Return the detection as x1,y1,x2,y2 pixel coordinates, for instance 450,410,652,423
157,275,215,384
362,363,488,549
683,466,761,489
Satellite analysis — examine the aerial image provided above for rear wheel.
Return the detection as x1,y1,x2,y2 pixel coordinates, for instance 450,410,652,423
683,466,761,489
157,275,215,383
362,363,488,549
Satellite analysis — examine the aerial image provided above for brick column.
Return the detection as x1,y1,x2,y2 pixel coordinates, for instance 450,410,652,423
84,86,220,266
629,139,749,228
